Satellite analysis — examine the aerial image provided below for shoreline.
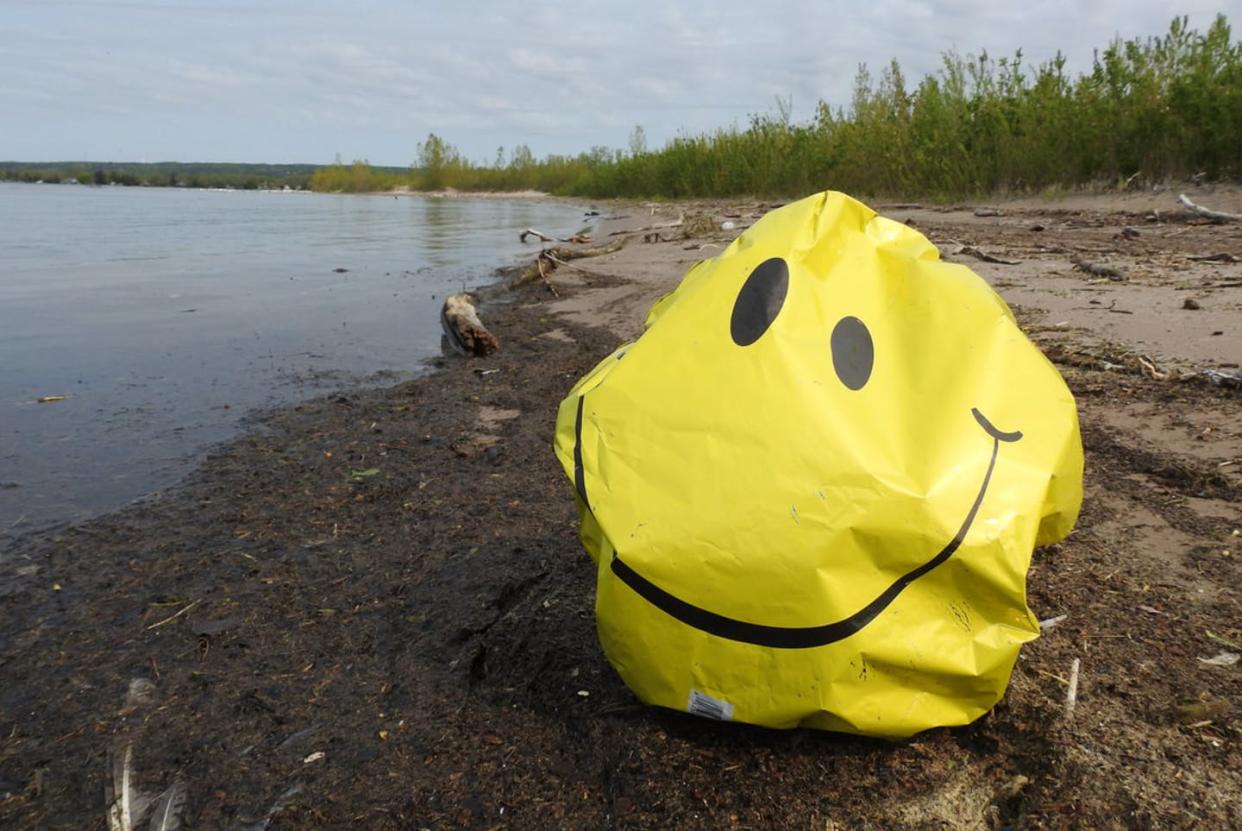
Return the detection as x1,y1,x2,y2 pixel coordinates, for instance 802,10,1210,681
0,188,594,548
2,195,1240,828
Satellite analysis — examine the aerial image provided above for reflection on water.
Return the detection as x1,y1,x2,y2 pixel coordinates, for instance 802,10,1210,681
0,184,588,539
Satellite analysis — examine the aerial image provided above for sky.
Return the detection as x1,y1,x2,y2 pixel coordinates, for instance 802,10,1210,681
1,0,1235,166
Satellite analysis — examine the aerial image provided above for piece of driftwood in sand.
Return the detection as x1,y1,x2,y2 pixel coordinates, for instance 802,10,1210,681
519,229,593,244
1178,194,1242,223
1070,255,1126,281
512,237,627,294
441,293,499,357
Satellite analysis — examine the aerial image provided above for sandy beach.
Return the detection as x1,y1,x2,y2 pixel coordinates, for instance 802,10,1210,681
2,188,1240,829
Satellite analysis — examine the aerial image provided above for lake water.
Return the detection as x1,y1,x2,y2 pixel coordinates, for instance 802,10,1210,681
0,183,588,540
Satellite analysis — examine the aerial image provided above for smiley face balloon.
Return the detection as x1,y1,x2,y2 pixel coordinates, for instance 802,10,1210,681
554,192,1082,737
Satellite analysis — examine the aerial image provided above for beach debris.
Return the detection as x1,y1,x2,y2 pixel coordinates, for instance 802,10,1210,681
303,751,325,764
1135,355,1168,381
1178,193,1242,223
1070,255,1126,281
36,395,68,403
1039,614,1068,632
1201,369,1240,388
145,599,201,630
350,468,380,479
553,193,1083,736
1206,630,1242,650
105,743,144,831
190,616,244,637
955,245,1020,265
1029,223,1046,232
1198,651,1240,667
613,212,686,236
473,368,500,377
512,238,627,295
680,213,718,238
239,784,303,831
278,726,321,752
146,781,187,831
1183,297,1201,310
520,228,592,245
1064,658,1081,720
520,228,555,243
1117,226,1141,239
973,207,1002,217
1187,252,1240,263
125,678,157,709
1174,696,1232,724
440,293,499,357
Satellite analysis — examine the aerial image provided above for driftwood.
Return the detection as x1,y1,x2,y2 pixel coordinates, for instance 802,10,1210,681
440,293,499,357
610,213,685,236
1064,658,1081,720
956,245,1020,265
1187,252,1240,263
512,237,627,295
546,239,625,261
520,228,593,245
1178,194,1242,223
519,228,555,243
1070,255,1126,281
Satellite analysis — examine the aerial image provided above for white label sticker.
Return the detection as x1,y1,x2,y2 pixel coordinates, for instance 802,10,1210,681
687,689,734,721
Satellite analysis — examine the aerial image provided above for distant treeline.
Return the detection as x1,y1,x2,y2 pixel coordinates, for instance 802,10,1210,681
313,15,1241,200
0,161,361,190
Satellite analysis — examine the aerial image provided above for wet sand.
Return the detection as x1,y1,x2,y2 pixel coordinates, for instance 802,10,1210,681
1,189,1240,829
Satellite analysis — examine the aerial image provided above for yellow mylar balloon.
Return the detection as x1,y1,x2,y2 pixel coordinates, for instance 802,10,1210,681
554,192,1082,737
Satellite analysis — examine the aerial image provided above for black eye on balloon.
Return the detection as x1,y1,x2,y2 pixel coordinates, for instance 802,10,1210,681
831,316,873,390
730,257,788,346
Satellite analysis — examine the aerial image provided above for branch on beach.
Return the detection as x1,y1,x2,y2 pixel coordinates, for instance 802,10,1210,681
545,239,626,261
954,245,1020,265
520,228,593,245
610,213,686,236
1070,255,1126,281
1187,252,1240,263
441,293,500,357
511,238,628,295
1178,194,1242,223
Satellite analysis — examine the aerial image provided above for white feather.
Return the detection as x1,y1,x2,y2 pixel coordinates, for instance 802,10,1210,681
147,780,187,831
106,742,152,831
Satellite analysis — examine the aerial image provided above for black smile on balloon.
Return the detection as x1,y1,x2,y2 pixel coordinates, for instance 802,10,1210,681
571,257,1025,649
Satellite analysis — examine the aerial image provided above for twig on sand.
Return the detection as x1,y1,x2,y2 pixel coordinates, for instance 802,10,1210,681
1071,255,1126,281
1064,658,1081,720
1187,252,1240,263
1039,614,1068,632
543,252,597,275
145,600,201,630
613,214,686,235
1137,355,1169,381
536,256,559,298
956,245,1020,265
520,229,592,244
1178,194,1242,223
